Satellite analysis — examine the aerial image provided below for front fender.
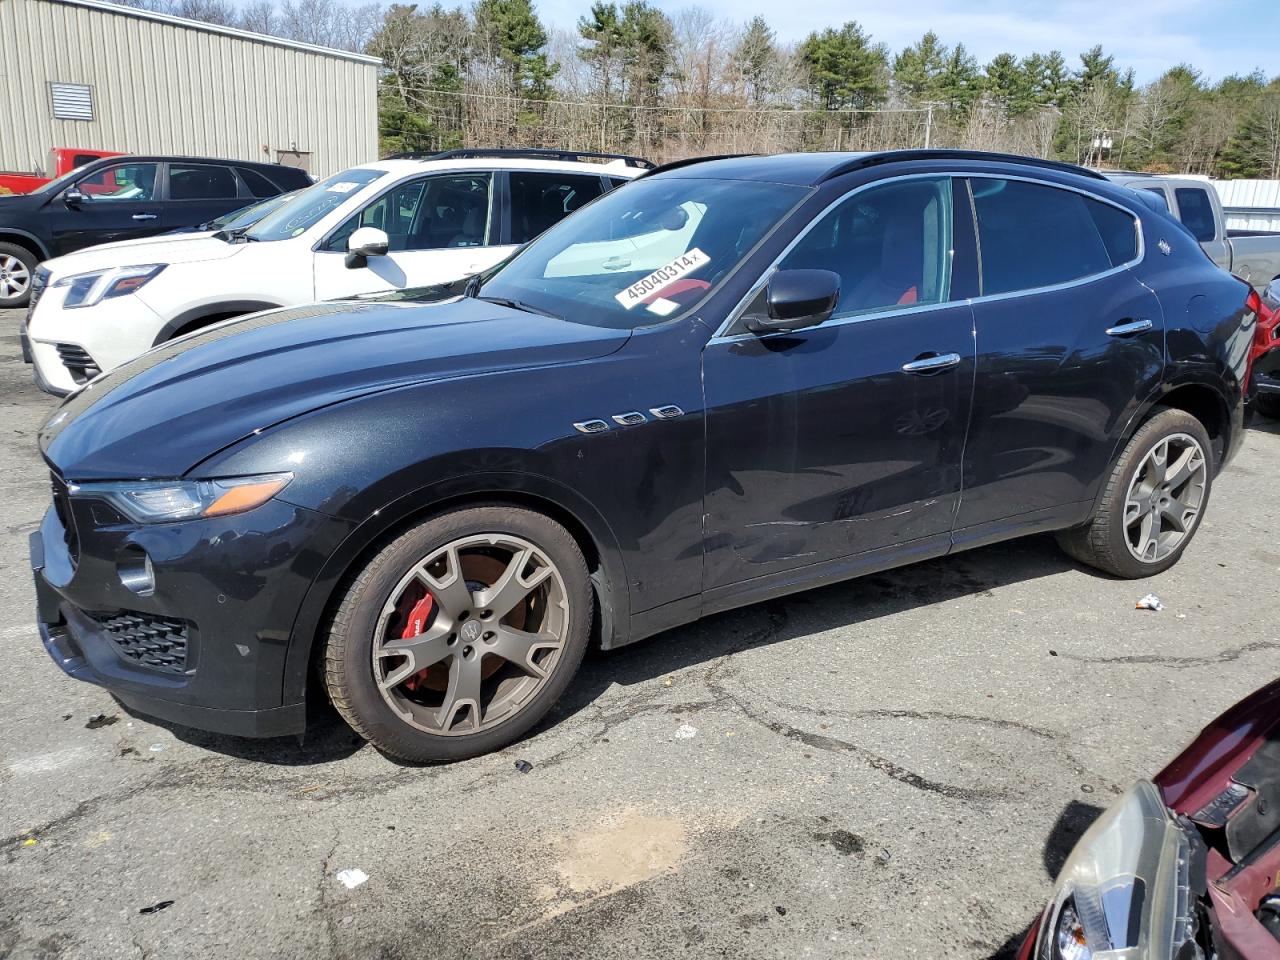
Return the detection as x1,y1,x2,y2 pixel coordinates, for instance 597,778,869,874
193,344,706,706
276,468,630,708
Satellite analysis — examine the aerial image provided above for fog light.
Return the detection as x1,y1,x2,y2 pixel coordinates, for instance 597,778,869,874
117,546,155,596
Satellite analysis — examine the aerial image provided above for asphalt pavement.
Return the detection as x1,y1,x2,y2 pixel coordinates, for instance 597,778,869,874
2,305,1277,959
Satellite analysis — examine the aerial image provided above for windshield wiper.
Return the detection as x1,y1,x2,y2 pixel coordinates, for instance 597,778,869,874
473,295,560,320
212,226,259,244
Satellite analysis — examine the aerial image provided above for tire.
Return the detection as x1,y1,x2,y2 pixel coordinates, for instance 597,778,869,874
1254,393,1280,420
1056,407,1213,579
0,242,38,309
324,505,593,762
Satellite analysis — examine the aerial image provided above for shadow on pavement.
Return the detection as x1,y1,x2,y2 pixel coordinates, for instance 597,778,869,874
984,798,1106,959
131,532,1089,764
550,533,1091,730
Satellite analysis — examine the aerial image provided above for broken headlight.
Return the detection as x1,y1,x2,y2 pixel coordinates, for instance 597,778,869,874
1037,780,1196,960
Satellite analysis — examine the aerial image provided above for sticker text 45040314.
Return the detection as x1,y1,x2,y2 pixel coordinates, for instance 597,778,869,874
614,249,709,310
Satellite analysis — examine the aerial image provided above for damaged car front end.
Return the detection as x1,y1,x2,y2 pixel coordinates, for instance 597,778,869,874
1021,680,1280,960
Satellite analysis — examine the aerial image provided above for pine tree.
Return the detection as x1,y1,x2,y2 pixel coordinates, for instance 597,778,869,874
983,52,1034,117
474,0,557,101
798,21,888,111
892,31,946,101
734,15,776,105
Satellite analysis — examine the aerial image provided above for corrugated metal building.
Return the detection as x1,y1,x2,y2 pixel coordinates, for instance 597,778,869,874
0,0,379,177
1215,179,1280,233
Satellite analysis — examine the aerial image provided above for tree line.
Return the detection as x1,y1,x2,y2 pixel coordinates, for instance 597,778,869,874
117,0,1280,178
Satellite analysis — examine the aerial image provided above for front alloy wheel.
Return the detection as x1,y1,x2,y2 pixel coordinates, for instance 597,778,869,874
325,506,591,762
372,534,569,736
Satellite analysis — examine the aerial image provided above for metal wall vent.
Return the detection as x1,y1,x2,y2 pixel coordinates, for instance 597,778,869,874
50,83,94,121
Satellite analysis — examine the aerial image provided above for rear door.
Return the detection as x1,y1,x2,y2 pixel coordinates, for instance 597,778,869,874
956,176,1163,537
45,161,165,254
313,172,504,300
702,174,978,589
164,162,245,229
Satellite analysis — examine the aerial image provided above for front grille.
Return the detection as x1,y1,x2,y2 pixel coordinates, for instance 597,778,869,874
49,472,79,567
93,612,190,674
55,343,100,384
26,266,48,319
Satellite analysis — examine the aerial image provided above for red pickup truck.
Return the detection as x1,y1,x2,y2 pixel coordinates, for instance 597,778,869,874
0,147,122,195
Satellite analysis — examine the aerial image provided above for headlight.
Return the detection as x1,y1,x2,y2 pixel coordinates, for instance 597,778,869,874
1037,781,1195,960
53,264,166,308
69,473,292,523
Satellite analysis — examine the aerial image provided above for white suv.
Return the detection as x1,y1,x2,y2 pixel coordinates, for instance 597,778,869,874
23,149,649,395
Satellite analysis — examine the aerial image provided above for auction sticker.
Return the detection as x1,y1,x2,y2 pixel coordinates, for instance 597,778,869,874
615,248,709,310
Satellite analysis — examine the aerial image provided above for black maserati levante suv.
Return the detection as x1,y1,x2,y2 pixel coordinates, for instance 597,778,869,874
30,150,1255,761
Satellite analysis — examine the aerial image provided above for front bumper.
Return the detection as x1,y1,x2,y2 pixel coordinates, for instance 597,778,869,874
26,288,166,396
30,488,353,738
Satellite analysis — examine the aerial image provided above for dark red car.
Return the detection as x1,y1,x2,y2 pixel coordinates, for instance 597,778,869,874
1251,279,1280,420
1018,680,1280,959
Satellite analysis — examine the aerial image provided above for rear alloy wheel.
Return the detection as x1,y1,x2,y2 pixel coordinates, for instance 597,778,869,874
1056,407,1213,578
324,506,591,762
0,243,37,308
1121,433,1208,564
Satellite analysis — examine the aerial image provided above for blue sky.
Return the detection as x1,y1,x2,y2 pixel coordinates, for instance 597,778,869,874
530,0,1279,84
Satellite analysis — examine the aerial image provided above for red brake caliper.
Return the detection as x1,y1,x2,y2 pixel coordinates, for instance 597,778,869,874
398,592,434,692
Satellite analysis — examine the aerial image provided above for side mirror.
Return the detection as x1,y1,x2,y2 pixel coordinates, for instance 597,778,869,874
62,187,86,207
745,269,841,333
345,226,389,269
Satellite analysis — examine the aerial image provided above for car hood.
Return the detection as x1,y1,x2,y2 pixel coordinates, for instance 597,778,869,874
1154,678,1280,815
39,297,631,479
42,235,243,277
0,191,39,208
66,229,217,255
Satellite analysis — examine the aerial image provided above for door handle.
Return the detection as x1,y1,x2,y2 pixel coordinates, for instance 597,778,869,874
901,352,962,374
1105,319,1152,337
131,213,158,221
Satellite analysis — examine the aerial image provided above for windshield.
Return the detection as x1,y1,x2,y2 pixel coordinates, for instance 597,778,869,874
245,168,386,241
209,190,298,231
477,177,809,328
30,166,84,196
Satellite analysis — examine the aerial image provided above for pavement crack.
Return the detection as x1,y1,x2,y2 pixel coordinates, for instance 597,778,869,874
316,830,341,957
1057,638,1280,669
760,717,999,802
700,649,1001,805
759,699,1061,740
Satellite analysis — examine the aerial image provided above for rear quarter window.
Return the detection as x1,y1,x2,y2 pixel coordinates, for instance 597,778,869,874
971,178,1139,296
237,166,283,198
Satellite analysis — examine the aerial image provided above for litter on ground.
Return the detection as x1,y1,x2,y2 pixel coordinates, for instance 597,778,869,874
336,868,368,889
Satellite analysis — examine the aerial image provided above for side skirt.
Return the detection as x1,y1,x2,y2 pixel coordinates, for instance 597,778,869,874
620,501,1092,649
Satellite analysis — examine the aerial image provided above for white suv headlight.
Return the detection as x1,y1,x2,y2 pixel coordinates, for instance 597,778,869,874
53,264,166,309
1037,781,1197,960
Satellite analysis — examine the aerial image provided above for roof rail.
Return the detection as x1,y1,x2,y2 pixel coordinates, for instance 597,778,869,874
818,149,1107,183
388,148,655,169
634,154,757,179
